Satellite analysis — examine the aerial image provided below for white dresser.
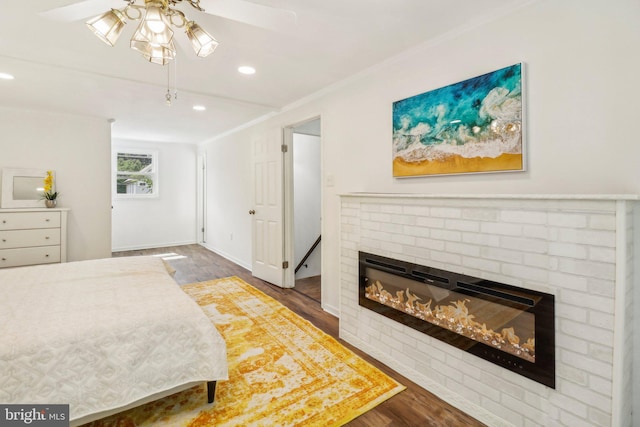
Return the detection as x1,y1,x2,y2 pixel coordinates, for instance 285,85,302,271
0,208,69,268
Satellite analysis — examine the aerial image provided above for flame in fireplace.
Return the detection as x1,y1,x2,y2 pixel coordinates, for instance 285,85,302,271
365,280,535,362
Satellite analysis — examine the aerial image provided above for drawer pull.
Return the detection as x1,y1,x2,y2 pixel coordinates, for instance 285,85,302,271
45,236,50,240
46,219,50,222
1,258,5,261
45,254,49,258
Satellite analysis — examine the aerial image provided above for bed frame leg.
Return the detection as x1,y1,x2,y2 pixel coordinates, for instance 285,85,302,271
207,381,217,404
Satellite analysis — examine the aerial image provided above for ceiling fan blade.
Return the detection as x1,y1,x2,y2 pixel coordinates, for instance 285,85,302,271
197,0,297,32
40,0,297,31
39,0,124,22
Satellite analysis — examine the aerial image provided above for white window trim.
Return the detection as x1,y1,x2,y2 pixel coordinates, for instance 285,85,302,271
113,149,159,199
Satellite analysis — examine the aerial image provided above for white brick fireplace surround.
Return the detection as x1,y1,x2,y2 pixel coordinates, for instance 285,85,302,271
339,194,638,427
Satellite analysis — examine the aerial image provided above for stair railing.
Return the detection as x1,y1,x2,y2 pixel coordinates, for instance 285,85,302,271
295,235,321,273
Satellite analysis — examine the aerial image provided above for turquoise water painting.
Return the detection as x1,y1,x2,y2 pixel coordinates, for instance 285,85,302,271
392,63,524,177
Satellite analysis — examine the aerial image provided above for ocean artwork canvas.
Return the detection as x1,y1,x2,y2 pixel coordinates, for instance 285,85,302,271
392,63,524,177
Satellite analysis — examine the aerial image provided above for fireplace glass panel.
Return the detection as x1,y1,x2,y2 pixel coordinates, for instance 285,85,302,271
365,268,536,362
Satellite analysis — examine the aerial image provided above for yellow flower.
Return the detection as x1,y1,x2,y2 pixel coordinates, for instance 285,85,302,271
42,171,57,200
43,171,53,193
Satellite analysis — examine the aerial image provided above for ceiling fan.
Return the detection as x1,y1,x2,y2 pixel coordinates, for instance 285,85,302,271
39,0,297,64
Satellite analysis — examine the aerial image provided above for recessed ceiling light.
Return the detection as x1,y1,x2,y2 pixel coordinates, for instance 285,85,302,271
238,66,256,75
0,72,15,80
193,105,206,111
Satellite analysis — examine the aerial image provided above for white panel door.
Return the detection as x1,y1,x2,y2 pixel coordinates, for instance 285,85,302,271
251,130,285,287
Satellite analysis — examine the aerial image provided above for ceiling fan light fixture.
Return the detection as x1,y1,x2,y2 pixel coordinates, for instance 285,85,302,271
85,0,219,65
130,6,176,63
131,39,176,65
185,21,218,58
86,8,127,46
131,6,174,47
141,3,169,34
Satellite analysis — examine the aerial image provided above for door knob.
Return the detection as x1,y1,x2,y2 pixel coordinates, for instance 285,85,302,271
249,210,256,215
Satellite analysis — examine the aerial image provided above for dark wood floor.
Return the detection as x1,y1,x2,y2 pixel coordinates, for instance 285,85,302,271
113,244,486,427
294,274,321,302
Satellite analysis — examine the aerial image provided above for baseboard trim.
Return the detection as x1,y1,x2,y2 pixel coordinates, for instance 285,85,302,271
112,240,197,253
200,243,251,271
322,303,340,318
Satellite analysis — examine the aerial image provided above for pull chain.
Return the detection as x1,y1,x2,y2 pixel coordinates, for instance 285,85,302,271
165,60,172,106
173,56,178,101
165,58,178,106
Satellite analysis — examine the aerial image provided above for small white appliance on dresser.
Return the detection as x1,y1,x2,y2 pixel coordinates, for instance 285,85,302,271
0,208,69,268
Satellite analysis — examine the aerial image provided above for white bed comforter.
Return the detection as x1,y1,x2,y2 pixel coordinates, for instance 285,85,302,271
0,256,228,422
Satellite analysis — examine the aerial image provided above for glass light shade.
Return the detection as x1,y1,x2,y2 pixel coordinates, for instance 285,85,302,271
130,6,176,65
86,9,127,46
131,39,176,65
185,21,219,57
141,4,169,34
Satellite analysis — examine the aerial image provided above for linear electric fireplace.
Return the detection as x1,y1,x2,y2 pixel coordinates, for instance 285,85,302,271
359,251,555,388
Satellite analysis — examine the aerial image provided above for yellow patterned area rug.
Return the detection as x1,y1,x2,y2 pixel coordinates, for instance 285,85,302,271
87,276,405,427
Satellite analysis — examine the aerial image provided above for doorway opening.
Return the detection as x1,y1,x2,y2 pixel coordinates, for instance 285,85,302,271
287,118,321,302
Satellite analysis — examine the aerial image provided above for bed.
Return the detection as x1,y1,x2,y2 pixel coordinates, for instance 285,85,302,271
0,256,228,426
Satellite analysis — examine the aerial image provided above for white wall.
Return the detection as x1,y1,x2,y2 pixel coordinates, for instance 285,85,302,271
111,139,198,251
0,106,112,261
201,0,640,314
293,133,321,279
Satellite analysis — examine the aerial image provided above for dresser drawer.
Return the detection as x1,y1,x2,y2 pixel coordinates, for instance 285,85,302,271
0,212,61,230
0,229,61,249
0,246,61,268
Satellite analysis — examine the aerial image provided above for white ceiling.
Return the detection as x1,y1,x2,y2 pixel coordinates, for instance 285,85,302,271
0,0,531,144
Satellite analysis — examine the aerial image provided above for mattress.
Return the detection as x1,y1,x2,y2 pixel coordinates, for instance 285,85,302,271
0,256,228,422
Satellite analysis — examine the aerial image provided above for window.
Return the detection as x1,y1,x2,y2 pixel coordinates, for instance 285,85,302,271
115,150,158,198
